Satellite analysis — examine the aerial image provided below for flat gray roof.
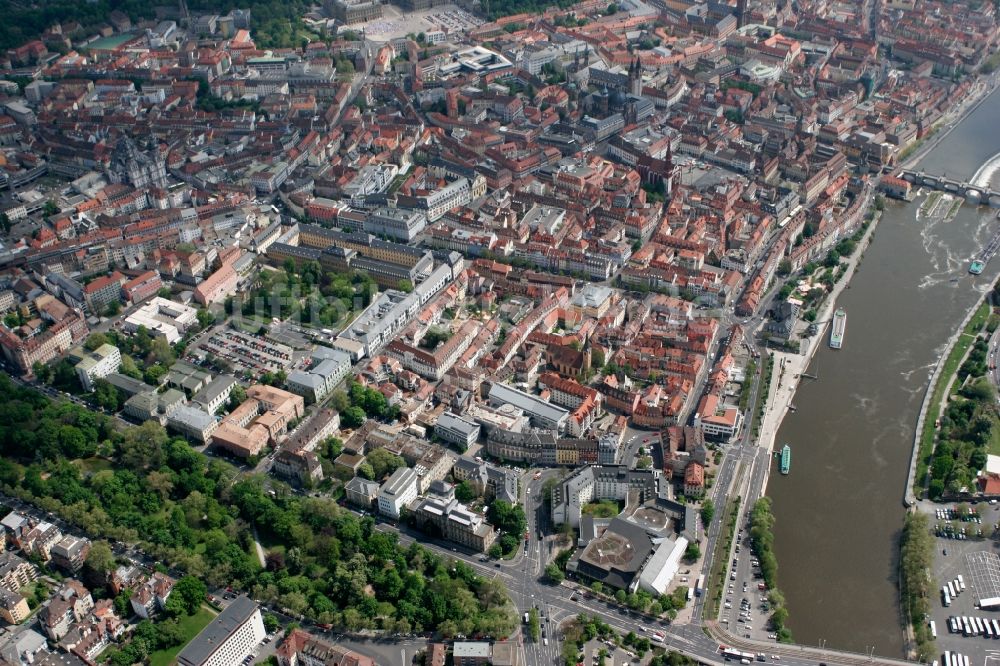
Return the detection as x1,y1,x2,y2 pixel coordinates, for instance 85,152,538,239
177,595,258,666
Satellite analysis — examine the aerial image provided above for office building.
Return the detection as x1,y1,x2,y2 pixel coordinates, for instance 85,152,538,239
123,297,198,344
74,344,121,392
377,467,419,519
434,412,481,450
364,208,428,242
177,595,265,666
167,405,218,443
488,382,569,432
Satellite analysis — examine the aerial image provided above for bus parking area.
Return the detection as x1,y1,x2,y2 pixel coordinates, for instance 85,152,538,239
929,524,1000,666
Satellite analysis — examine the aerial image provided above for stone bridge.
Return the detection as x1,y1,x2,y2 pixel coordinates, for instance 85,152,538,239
899,169,1000,206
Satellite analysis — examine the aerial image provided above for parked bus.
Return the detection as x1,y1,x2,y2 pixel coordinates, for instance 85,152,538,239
975,617,984,635
983,621,992,639
687,587,695,602
991,619,999,637
963,617,971,636
944,652,952,666
949,582,957,598
696,575,706,597
931,621,938,639
965,655,971,666
943,588,951,607
959,574,966,591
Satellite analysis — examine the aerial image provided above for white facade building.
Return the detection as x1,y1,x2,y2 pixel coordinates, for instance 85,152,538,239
377,467,419,519
74,344,121,391
177,596,265,666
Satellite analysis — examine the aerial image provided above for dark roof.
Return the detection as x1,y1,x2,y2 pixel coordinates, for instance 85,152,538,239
177,595,258,666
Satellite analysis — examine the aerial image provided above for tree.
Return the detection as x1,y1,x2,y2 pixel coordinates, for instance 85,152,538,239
43,200,58,217
264,613,280,634
104,301,122,317
331,391,351,413
197,308,215,330
487,501,527,538
171,576,208,616
529,607,541,641
683,542,701,563
700,499,715,527
119,355,142,380
228,384,248,410
544,563,564,583
83,540,115,587
341,406,366,429
366,448,405,480
84,333,109,351
91,379,120,412
455,480,477,503
397,280,413,293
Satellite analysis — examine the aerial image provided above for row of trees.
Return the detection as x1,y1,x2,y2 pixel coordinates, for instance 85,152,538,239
900,512,935,661
748,498,793,643
0,376,518,636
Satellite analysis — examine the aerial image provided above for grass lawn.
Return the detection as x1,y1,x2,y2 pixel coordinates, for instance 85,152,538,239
77,457,114,475
989,416,1000,458
148,606,218,666
582,500,622,518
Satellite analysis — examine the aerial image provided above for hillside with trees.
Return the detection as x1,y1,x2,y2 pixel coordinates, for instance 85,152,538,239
0,375,517,636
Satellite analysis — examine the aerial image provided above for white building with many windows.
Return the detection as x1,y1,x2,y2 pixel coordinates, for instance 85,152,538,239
377,467,419,519
74,344,121,391
177,595,265,666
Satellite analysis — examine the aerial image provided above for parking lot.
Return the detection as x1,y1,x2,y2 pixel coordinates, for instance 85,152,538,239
924,501,1000,666
720,524,780,644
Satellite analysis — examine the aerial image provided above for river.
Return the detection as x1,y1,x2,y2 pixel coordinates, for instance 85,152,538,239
767,85,1000,656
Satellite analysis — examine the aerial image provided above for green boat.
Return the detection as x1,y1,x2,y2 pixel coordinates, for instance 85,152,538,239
780,445,791,475
971,260,985,275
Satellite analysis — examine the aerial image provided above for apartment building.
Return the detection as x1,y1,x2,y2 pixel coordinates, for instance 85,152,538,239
83,272,125,314
277,628,376,666
0,588,29,624
120,270,163,304
0,311,88,374
49,535,90,573
0,552,37,592
130,572,175,619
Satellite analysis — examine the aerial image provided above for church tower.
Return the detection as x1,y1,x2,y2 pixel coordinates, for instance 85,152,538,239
628,56,642,96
